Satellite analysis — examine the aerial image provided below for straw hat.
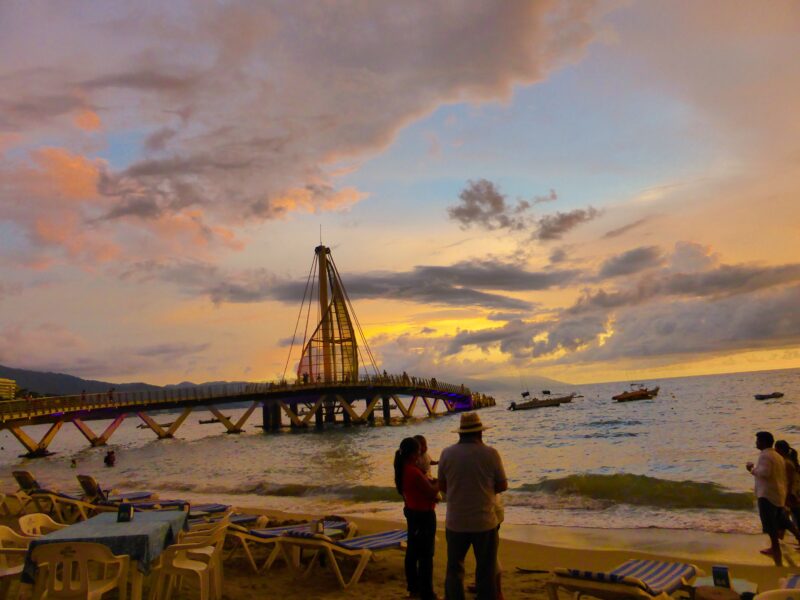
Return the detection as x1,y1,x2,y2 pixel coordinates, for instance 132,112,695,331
454,412,490,433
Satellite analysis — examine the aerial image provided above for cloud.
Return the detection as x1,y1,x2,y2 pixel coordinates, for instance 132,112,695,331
534,207,599,240
598,246,664,278
533,189,558,204
0,1,600,269
125,257,581,310
134,342,210,358
602,217,651,239
447,179,532,231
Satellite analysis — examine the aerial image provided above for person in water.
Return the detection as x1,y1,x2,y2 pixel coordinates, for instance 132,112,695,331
395,437,439,600
104,449,116,467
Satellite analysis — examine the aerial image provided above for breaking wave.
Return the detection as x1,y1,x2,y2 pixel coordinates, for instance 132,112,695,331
516,473,754,510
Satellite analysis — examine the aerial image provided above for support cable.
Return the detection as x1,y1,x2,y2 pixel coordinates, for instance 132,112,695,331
329,255,380,377
282,254,318,382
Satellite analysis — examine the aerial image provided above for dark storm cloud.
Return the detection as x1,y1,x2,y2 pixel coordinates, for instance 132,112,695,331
549,247,569,264
564,284,800,362
534,207,599,240
447,179,532,231
598,246,663,278
570,262,800,314
124,258,581,311
533,189,558,204
144,127,178,152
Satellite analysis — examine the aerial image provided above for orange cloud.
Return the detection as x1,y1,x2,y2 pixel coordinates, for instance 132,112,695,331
73,109,102,131
34,147,101,200
272,186,366,215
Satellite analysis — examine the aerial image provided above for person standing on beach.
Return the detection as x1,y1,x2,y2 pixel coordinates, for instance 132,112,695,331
775,440,800,529
747,431,798,565
395,437,439,600
438,412,507,600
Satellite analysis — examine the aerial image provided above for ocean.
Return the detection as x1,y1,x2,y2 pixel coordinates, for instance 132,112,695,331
1,367,798,535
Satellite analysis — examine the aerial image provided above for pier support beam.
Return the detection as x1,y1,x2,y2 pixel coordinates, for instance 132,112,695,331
137,412,170,439
73,416,129,447
8,420,64,457
270,402,281,431
324,399,336,423
381,396,391,424
341,397,351,426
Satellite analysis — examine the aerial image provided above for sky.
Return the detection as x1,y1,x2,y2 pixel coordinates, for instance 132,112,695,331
1,1,799,386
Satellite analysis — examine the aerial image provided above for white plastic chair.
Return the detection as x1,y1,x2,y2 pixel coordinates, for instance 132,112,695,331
18,513,68,537
30,541,129,600
0,525,31,598
149,527,227,600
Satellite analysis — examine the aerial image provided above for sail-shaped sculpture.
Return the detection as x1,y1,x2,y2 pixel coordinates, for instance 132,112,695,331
297,245,358,383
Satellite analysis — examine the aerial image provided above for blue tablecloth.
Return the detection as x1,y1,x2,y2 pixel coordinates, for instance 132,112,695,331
23,510,188,582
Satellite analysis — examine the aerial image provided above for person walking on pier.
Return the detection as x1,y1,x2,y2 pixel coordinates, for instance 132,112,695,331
395,437,439,600
438,412,507,600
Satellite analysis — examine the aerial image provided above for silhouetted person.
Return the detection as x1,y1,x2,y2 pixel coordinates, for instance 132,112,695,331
104,449,116,467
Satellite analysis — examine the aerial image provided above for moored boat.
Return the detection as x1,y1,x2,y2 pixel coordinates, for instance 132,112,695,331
754,392,784,400
509,393,575,411
613,385,660,402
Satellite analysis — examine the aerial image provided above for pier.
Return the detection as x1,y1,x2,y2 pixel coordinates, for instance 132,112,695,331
0,244,495,457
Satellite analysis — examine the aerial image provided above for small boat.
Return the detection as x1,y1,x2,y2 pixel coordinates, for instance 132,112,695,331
198,416,231,424
613,385,660,402
509,393,575,411
754,392,784,400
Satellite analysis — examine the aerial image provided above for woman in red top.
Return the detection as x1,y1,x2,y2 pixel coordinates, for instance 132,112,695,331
395,437,439,599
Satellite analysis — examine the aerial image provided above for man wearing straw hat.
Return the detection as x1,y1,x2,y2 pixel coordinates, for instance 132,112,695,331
438,412,507,600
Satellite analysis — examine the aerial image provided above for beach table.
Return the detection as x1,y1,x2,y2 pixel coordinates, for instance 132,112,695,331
22,510,188,600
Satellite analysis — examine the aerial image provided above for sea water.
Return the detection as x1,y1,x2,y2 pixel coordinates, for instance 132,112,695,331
1,367,798,534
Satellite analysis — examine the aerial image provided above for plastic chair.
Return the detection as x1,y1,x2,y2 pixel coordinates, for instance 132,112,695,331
30,542,130,600
0,491,31,517
149,527,227,600
0,525,32,599
19,513,68,537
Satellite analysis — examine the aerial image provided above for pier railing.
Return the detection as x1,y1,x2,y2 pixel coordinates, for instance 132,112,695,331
0,374,472,423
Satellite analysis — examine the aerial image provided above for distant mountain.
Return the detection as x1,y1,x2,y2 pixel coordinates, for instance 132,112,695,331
0,364,162,397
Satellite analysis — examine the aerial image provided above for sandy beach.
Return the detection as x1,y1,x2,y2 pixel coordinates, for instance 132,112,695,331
184,508,798,599
3,495,798,599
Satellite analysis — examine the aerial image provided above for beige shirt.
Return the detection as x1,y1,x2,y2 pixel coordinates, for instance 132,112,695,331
752,447,787,507
439,440,507,532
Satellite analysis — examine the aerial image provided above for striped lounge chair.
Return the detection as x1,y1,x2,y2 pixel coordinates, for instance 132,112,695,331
546,559,700,600
278,529,408,589
753,576,800,600
225,518,357,573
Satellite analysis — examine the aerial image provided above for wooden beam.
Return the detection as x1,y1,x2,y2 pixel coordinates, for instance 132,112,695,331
421,396,433,415
360,395,382,421
208,406,240,433
38,420,64,451
97,415,126,445
336,395,362,423
406,395,419,416
393,396,410,419
233,401,259,431
137,412,168,438
72,418,99,445
165,407,192,437
278,401,304,427
302,396,325,426
7,426,40,455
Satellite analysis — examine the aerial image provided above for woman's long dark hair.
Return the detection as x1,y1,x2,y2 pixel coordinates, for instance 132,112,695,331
394,437,420,495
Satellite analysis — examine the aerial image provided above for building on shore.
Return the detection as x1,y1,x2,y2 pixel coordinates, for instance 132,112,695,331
0,378,16,400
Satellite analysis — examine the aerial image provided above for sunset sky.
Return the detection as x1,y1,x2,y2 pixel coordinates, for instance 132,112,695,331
1,1,798,387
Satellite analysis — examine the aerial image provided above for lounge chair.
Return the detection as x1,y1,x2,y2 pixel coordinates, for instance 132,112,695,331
546,559,700,600
13,471,81,499
225,517,356,573
27,492,108,524
75,476,187,512
76,474,154,504
278,529,408,589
